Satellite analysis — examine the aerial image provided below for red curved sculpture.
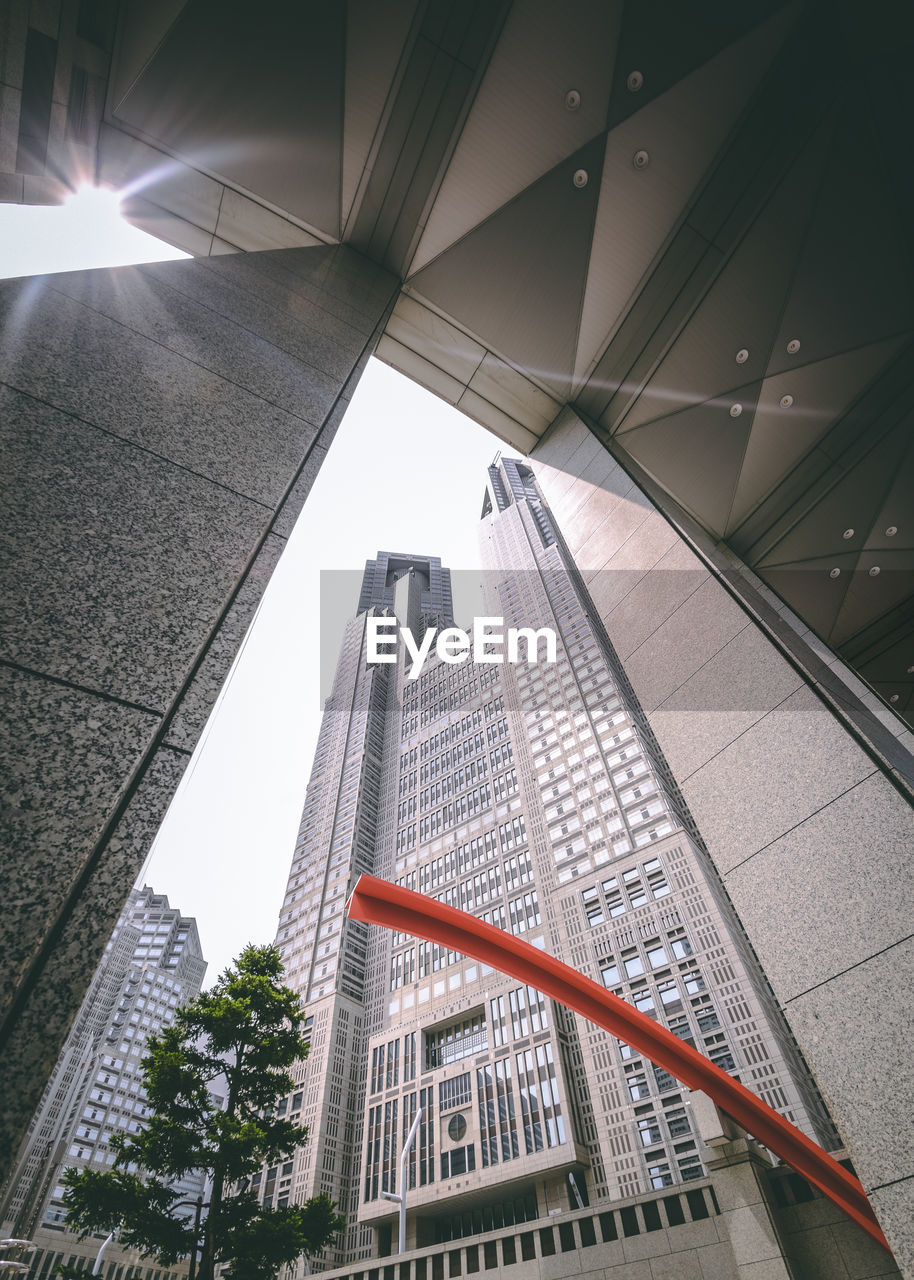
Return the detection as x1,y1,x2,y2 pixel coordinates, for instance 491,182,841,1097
346,873,889,1253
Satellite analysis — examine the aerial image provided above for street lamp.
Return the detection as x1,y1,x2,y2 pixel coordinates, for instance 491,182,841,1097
0,1239,35,1276
91,1229,117,1276
171,1197,207,1280
379,1108,422,1256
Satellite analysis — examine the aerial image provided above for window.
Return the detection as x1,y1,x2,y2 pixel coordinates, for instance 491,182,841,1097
441,1145,476,1178
477,1059,519,1166
582,887,604,927
658,981,682,1009
626,1072,649,1101
664,1103,691,1138
623,954,644,979
426,1012,487,1069
667,1016,693,1046
648,1160,673,1189
637,1116,661,1146
647,945,668,968
439,1073,472,1110
516,1044,565,1151
600,961,619,988
676,1141,703,1181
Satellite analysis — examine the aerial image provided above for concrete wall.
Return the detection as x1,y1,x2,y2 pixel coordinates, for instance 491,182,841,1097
307,1173,898,1280
529,409,914,1277
0,243,397,1174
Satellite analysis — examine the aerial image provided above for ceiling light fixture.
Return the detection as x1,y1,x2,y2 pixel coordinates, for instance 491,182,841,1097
564,89,581,110
632,150,649,169
829,568,841,578
780,394,794,408
787,338,801,354
886,525,898,536
729,403,743,418
627,71,643,92
869,566,881,576
736,348,749,364
573,169,589,188
843,528,854,539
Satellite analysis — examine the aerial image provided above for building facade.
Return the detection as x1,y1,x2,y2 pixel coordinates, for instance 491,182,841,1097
0,887,207,1280
263,462,865,1277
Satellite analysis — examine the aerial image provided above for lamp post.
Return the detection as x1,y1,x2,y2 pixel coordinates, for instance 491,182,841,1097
1,1236,35,1277
0,1243,34,1263
91,1229,117,1276
379,1108,422,1256
171,1197,207,1280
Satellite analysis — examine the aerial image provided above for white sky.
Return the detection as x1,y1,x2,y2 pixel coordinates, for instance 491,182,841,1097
0,189,518,985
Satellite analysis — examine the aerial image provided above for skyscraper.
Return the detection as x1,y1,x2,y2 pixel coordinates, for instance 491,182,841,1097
0,888,207,1280
264,462,864,1276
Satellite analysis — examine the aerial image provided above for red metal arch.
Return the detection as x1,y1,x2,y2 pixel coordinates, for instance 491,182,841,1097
346,873,889,1253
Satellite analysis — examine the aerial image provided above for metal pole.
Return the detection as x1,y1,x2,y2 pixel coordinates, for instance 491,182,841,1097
397,1108,422,1255
187,1197,203,1280
91,1231,115,1276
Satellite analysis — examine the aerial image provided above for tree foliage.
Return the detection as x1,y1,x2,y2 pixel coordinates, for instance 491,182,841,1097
62,946,344,1280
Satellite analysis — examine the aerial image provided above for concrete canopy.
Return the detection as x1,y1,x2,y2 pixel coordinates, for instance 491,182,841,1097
82,0,913,728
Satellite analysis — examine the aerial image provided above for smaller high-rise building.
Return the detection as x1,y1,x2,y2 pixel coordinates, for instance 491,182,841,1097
0,887,207,1280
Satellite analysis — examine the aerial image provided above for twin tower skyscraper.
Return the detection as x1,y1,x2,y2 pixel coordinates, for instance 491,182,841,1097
264,459,838,1274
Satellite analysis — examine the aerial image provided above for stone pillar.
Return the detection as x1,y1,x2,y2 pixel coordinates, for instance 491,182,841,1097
530,408,914,1275
0,244,398,1173
693,1093,798,1280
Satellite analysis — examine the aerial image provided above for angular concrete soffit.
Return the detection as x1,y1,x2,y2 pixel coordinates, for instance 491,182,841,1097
377,291,561,452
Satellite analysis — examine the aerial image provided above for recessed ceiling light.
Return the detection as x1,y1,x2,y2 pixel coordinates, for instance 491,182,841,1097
573,169,589,188
869,566,881,576
829,568,841,578
564,89,581,110
907,665,914,674
632,150,649,170
787,338,801,354
735,348,749,364
627,71,644,92
886,525,898,536
780,394,794,408
890,694,900,703
729,403,743,418
842,528,854,539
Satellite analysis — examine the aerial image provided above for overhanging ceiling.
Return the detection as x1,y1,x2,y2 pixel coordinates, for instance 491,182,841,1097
101,0,914,724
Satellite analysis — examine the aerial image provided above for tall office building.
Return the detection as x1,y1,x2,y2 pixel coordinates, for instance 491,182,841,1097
0,888,207,1280
266,461,844,1276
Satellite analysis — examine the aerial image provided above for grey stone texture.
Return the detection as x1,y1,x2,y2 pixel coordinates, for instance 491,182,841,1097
530,408,914,1274
0,244,397,1173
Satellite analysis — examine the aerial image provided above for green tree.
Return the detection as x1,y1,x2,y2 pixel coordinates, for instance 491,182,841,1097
61,945,344,1280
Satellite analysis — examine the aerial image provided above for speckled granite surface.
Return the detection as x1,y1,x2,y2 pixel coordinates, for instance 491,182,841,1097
164,531,286,753
0,663,160,1020
0,383,274,706
0,244,397,1173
